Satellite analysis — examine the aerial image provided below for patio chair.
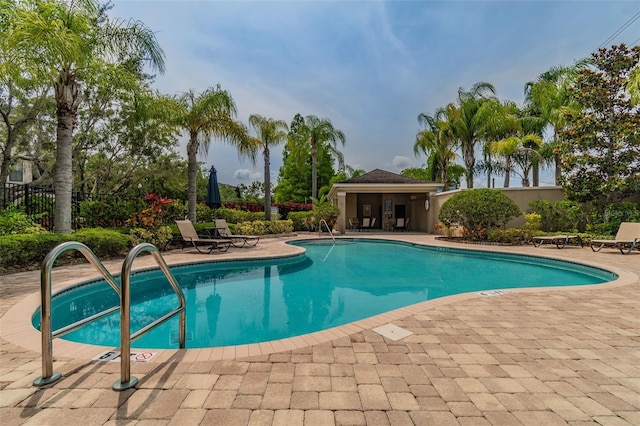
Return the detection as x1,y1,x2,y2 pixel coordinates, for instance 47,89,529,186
175,220,232,253
357,217,371,231
348,217,359,231
590,222,640,255
214,219,260,248
394,217,409,231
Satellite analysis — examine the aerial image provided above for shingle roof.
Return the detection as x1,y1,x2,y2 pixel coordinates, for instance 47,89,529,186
341,169,431,184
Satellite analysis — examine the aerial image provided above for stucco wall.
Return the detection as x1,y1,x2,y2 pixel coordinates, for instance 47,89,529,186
430,187,566,233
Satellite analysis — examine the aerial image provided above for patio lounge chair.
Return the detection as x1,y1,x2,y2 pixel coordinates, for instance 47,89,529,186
214,219,260,248
533,234,583,249
175,220,232,253
590,222,640,255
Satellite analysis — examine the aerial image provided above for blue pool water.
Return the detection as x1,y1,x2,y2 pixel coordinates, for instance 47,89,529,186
34,239,616,349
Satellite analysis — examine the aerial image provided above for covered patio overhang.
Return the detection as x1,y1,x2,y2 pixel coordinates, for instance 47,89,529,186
328,181,442,234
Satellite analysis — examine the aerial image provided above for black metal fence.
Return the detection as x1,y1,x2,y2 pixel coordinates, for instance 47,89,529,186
1,183,86,231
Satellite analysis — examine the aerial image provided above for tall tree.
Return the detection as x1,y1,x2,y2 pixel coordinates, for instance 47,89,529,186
490,133,542,188
174,86,252,222
445,82,497,188
301,115,346,200
559,44,640,208
248,114,288,220
6,0,166,232
524,61,587,185
415,109,457,190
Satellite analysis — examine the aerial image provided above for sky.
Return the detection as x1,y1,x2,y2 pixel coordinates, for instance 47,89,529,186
110,0,640,188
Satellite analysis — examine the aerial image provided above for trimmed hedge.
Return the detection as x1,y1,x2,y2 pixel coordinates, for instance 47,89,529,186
0,228,130,272
439,189,521,240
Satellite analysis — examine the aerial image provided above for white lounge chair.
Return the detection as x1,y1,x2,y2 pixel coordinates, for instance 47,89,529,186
533,234,583,249
175,220,232,253
590,222,640,255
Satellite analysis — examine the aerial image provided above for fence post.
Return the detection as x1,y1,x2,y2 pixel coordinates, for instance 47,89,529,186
24,184,31,215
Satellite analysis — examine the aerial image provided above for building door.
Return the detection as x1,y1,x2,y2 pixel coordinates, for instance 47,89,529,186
395,204,405,218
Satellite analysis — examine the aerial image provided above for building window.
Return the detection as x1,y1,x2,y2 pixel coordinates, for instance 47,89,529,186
9,162,23,182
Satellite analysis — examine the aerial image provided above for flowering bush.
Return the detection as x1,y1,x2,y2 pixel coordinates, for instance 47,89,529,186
127,194,175,249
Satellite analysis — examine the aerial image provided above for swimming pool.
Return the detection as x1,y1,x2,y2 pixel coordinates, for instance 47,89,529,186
33,239,616,349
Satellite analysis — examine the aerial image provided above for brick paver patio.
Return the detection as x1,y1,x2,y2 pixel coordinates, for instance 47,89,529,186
1,234,638,425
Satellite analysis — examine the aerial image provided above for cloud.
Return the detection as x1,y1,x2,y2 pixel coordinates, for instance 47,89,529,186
233,169,261,182
392,156,413,169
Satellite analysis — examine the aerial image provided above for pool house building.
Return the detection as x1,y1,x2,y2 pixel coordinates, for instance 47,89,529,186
328,169,443,234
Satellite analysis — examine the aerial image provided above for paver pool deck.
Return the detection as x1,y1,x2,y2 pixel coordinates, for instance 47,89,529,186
1,234,639,425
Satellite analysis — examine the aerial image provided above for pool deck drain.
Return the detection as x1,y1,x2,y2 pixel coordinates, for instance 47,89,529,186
371,323,413,341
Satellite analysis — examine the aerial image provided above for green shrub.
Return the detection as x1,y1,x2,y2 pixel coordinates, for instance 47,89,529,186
310,196,340,228
0,233,71,271
523,213,542,243
236,221,266,236
164,201,188,223
72,228,130,257
0,206,45,235
487,228,527,244
588,202,640,235
439,189,521,240
80,199,142,228
288,211,313,231
129,226,174,249
195,203,214,223
528,199,587,232
214,207,265,224
267,220,294,234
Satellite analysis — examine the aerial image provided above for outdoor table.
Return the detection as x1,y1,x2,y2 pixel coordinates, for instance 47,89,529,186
204,227,225,239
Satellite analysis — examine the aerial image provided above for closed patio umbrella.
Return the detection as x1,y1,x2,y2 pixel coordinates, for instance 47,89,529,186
206,166,222,209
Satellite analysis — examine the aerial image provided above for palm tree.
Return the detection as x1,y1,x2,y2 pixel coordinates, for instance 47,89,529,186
175,86,252,222
415,109,457,190
446,82,497,188
7,0,166,232
491,133,542,187
524,62,587,185
248,114,288,220
475,99,520,188
301,115,346,200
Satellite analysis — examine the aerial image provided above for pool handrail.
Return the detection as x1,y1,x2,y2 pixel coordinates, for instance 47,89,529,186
33,242,186,393
34,241,121,387
319,219,336,244
114,243,186,391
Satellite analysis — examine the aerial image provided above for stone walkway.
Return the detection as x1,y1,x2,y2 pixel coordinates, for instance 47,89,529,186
1,234,639,425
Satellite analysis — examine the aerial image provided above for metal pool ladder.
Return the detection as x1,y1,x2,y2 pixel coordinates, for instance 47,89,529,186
33,242,186,391
319,219,336,244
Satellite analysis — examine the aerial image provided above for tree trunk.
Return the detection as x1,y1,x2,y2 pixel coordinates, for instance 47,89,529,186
463,142,474,188
187,131,199,222
54,68,80,233
440,160,448,192
503,157,511,188
264,146,271,221
532,163,539,187
554,153,561,186
311,138,318,200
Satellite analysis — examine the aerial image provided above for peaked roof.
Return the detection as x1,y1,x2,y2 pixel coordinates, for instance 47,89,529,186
342,169,431,184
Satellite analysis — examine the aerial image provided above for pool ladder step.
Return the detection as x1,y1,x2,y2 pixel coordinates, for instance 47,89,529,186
33,242,186,391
